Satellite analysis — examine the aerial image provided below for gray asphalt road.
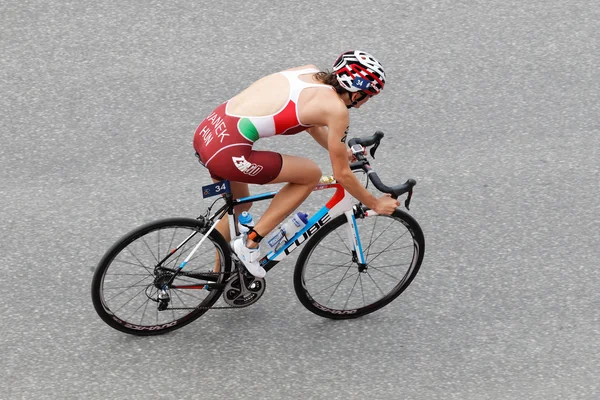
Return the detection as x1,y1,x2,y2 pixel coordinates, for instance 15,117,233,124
1,1,599,399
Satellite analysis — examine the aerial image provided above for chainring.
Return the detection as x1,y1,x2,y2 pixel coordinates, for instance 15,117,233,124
223,273,266,307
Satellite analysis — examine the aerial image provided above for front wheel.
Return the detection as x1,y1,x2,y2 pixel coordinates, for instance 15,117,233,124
293,208,425,319
91,217,231,335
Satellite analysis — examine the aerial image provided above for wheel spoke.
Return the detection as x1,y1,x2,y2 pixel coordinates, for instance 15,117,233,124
369,263,411,268
311,269,357,297
112,258,147,269
296,211,423,317
140,295,151,325
366,245,413,258
365,214,379,260
333,227,352,253
124,247,154,275
124,293,155,323
104,275,152,301
364,271,386,297
141,236,160,264
315,268,357,302
103,283,151,289
157,229,161,261
343,274,361,310
305,263,352,282
110,285,150,314
369,266,402,281
366,233,408,265
359,274,366,307
319,270,360,302
307,262,353,268
113,256,154,274
363,219,396,254
93,220,232,335
314,245,352,257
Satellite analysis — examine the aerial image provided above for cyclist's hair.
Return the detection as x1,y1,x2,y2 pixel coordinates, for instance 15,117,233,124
314,70,348,95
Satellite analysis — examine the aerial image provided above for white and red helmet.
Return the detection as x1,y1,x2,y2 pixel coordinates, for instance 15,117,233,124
332,50,386,96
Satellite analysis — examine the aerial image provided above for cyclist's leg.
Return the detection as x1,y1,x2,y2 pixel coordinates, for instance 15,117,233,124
213,179,251,243
197,143,320,275
212,180,251,272
248,154,321,248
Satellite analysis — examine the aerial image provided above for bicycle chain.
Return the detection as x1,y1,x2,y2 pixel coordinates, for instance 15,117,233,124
166,270,256,311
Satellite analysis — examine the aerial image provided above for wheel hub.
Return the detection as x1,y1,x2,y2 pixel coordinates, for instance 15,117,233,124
153,271,173,289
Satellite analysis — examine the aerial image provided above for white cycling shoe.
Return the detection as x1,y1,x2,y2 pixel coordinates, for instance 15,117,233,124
233,236,266,278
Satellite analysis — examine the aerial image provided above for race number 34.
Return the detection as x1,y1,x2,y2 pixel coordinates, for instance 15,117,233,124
202,180,231,198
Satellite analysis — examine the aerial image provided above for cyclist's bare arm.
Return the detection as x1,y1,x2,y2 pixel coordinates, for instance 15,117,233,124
307,126,329,150
321,106,396,215
307,125,359,161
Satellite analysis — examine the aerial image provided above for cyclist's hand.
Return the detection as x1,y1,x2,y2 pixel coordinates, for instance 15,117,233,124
373,194,400,215
346,148,354,161
347,147,367,162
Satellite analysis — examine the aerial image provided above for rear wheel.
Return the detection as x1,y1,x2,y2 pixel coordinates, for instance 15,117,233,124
293,208,424,319
91,217,231,335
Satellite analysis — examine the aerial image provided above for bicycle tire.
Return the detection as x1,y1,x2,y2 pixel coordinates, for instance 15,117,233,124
91,217,231,335
293,208,424,319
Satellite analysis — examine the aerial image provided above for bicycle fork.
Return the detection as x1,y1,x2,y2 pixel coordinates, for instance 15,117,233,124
344,210,367,270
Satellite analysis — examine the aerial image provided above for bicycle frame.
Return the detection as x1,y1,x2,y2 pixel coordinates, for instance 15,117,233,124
190,180,367,275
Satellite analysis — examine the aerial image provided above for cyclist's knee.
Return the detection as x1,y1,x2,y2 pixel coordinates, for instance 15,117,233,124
309,165,322,186
299,162,321,186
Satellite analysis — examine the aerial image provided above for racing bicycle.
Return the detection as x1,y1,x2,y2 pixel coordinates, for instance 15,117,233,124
91,132,425,335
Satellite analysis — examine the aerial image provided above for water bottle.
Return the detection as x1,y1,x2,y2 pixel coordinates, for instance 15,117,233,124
238,211,254,235
264,212,309,252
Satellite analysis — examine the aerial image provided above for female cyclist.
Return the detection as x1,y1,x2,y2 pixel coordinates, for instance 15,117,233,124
193,50,400,278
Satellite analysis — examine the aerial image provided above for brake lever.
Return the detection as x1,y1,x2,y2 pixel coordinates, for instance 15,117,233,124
369,141,380,159
404,189,413,210
369,131,384,159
